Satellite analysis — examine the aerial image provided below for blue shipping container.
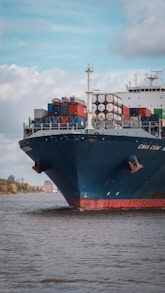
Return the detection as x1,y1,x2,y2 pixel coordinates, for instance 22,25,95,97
130,107,139,116
69,115,87,128
60,105,69,116
52,105,60,116
48,103,53,112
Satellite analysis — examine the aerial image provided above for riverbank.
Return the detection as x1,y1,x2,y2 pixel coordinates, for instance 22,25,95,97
0,179,31,194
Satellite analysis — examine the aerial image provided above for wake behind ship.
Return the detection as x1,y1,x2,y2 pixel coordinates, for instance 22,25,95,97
19,67,165,210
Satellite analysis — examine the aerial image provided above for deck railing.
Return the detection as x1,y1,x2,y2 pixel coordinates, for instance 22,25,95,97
23,119,162,138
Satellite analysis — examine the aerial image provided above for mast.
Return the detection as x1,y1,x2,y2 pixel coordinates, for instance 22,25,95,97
146,70,161,87
86,66,94,129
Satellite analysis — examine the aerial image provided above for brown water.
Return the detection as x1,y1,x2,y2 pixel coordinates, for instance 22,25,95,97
0,193,165,293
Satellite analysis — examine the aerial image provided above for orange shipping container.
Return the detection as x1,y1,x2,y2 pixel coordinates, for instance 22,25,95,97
138,107,151,117
69,103,87,118
122,114,130,120
122,105,130,116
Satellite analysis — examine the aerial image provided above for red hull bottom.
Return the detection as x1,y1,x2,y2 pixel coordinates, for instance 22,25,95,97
68,198,165,210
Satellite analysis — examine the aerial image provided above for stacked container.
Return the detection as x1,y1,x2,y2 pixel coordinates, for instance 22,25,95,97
92,93,122,128
69,101,87,128
43,97,87,129
154,108,165,128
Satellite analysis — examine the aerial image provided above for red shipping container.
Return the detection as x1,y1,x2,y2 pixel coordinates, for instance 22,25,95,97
69,102,87,118
122,114,130,120
122,105,130,116
60,116,69,123
138,107,151,117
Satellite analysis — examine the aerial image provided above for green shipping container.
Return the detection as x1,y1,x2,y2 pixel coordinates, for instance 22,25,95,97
154,108,165,119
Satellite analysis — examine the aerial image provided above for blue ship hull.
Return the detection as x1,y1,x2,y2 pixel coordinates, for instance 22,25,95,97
19,133,165,210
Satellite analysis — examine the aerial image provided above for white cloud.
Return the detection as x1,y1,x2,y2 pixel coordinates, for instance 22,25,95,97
109,0,165,59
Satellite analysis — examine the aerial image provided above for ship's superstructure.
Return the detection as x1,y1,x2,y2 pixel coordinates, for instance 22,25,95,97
19,67,165,210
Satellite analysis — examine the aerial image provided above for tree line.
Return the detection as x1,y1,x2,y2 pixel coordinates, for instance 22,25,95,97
0,179,31,194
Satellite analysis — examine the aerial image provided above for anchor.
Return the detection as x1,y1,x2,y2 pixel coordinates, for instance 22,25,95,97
32,159,51,173
128,155,143,174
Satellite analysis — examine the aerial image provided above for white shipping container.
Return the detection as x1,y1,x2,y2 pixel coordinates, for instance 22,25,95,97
98,112,105,121
98,94,105,103
118,107,122,114
34,109,48,119
106,113,114,121
106,94,113,103
114,105,118,113
118,97,122,105
98,103,105,112
106,103,113,112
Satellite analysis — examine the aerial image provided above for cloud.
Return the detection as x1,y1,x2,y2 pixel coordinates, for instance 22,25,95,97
108,0,165,59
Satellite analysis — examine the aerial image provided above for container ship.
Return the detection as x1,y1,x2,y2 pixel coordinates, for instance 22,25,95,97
19,67,165,210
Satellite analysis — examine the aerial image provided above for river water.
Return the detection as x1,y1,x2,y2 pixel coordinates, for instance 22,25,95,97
0,193,165,293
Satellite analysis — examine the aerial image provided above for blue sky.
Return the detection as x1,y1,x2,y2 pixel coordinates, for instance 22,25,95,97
1,0,165,71
0,0,165,186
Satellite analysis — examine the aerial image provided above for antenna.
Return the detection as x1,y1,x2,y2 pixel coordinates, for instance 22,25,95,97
146,70,162,87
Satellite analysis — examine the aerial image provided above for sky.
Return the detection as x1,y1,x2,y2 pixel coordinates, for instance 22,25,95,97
0,0,165,186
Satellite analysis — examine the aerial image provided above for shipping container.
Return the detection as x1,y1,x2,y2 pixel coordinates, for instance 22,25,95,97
51,115,60,126
48,103,53,113
34,109,48,119
106,94,118,104
60,115,69,124
97,112,105,121
43,116,51,123
106,112,114,121
150,114,161,121
154,108,165,119
98,103,105,112
69,103,87,118
122,105,130,116
60,104,69,116
98,94,105,103
141,114,161,122
106,103,113,112
138,107,151,117
34,118,43,126
130,107,138,117
52,105,60,116
69,115,87,128
122,114,131,121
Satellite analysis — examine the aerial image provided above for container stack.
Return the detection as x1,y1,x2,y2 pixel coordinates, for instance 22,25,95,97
34,97,87,129
154,108,165,137
69,100,87,128
154,109,165,126
92,93,122,128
